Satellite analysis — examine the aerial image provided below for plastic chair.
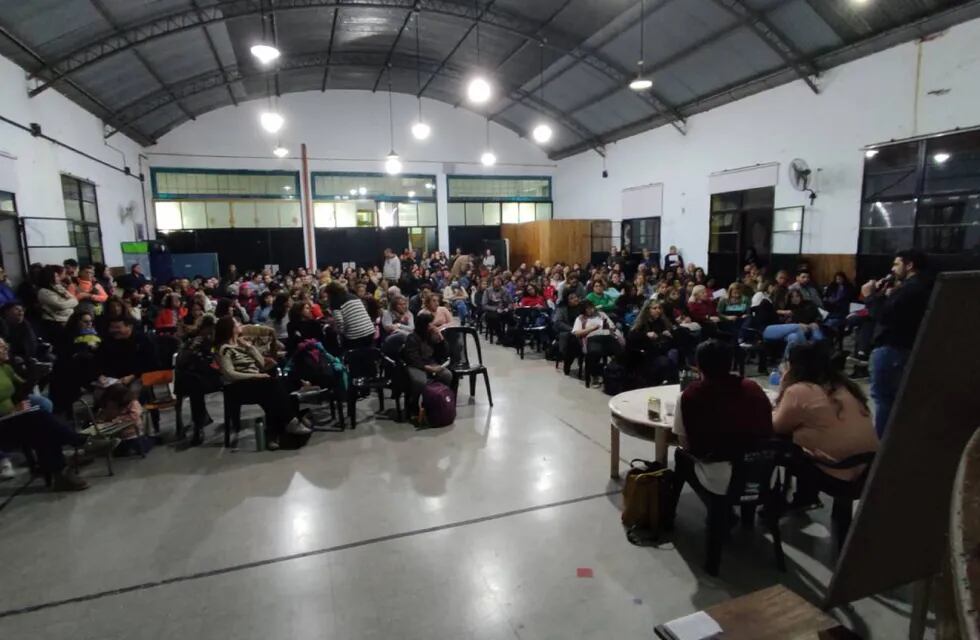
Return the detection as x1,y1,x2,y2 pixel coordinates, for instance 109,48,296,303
441,326,493,406
796,449,876,552
221,383,268,450
513,308,549,359
140,369,176,437
343,347,388,429
679,440,795,576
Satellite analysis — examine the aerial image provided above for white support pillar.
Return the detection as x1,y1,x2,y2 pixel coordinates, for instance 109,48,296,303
436,171,449,254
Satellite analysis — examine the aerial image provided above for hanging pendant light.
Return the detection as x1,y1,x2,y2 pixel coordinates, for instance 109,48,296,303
260,110,284,133
384,76,402,175
466,1,493,104
480,118,496,166
530,43,554,144
411,13,432,140
629,0,653,91
272,144,288,158
250,44,280,65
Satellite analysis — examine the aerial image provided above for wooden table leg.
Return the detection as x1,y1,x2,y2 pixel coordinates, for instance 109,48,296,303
655,427,669,466
610,424,620,479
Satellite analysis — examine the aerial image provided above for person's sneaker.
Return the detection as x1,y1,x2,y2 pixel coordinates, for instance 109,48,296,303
266,439,281,451
285,419,312,435
0,458,15,481
52,469,89,492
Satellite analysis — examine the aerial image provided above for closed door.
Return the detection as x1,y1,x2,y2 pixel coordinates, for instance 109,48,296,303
0,215,25,286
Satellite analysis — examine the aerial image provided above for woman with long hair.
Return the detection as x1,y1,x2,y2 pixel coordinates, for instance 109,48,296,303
37,265,78,339
762,288,825,357
822,271,856,327
265,292,291,340
774,342,878,505
214,316,309,451
627,301,679,384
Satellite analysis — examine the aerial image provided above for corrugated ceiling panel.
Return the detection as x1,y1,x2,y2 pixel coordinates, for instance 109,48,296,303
97,0,192,27
136,30,218,85
576,93,656,133
73,50,162,106
597,0,735,70
767,0,844,54
539,63,619,112
8,0,108,59
499,101,586,148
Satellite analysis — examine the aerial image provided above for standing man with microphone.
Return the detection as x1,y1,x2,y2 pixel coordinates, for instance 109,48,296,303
861,249,932,438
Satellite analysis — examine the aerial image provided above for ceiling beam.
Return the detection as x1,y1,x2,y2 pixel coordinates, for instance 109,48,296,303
88,0,197,122
372,7,417,93
190,0,238,106
319,7,340,92
708,0,820,94
0,23,155,145
105,50,602,148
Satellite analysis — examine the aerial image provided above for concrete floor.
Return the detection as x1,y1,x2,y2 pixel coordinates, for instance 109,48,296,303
0,342,919,639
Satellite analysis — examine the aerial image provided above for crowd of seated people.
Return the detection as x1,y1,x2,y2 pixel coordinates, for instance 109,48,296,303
0,241,926,493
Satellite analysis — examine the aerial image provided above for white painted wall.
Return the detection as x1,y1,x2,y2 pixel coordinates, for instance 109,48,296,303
146,91,555,253
0,55,146,270
554,17,980,268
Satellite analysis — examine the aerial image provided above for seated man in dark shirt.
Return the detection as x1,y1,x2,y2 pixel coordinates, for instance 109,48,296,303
671,340,773,498
97,316,159,388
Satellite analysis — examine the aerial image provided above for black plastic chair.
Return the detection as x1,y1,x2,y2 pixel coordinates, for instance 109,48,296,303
514,308,548,359
796,449,876,552
679,440,795,576
342,347,388,429
442,326,493,406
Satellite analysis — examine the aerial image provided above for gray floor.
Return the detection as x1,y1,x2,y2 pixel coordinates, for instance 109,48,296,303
0,342,919,639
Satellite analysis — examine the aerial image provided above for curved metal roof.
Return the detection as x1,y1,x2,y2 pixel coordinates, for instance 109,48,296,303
1,0,977,158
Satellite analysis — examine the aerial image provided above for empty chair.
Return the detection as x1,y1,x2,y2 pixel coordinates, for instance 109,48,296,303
513,307,548,360
441,326,493,406
343,347,388,429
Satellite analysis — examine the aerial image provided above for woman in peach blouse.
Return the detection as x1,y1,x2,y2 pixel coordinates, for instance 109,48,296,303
773,342,879,504
419,292,454,329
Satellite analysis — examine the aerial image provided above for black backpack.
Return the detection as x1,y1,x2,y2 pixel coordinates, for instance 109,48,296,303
603,361,628,396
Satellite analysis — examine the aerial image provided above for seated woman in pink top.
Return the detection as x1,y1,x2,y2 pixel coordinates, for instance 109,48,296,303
418,292,454,329
773,342,878,506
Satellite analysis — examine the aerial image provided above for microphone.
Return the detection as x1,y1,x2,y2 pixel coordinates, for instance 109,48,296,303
877,273,895,289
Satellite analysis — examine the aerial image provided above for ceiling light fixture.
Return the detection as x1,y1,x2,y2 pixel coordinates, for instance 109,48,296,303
466,1,492,104
408,190,416,198
273,145,288,158
250,44,281,65
358,186,367,196
530,43,554,145
629,0,653,91
411,11,432,140
933,152,951,164
260,111,284,134
864,149,879,159
480,117,496,166
384,74,403,175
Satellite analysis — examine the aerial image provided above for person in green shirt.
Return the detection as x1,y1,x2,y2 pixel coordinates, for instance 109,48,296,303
0,337,113,490
585,281,617,314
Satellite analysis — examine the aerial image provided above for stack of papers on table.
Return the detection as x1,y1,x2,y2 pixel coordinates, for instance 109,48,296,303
655,611,723,640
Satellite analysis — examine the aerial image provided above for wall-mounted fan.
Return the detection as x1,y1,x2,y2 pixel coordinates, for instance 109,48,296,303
788,158,817,205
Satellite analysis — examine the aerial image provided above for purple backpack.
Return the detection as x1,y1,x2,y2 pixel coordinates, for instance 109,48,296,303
422,381,456,427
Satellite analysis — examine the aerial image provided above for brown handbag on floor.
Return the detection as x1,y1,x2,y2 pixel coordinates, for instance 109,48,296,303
622,459,675,545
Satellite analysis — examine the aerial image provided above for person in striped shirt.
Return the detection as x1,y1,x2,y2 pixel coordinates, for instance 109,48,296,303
324,282,376,349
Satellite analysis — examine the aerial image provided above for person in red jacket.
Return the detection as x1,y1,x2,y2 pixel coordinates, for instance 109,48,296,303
670,339,773,498
687,284,723,337
518,284,547,309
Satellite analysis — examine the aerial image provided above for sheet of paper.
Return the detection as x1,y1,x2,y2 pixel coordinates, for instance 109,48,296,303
660,611,722,640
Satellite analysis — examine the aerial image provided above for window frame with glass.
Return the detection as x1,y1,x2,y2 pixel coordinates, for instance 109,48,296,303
859,129,980,257
61,174,103,265
447,175,553,227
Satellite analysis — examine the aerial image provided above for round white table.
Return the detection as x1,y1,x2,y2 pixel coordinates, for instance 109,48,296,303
608,385,681,479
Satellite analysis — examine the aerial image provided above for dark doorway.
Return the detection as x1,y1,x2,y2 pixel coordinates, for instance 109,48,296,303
0,193,26,287
708,187,775,282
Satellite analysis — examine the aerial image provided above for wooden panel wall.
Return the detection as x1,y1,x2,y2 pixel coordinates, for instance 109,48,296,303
501,220,592,268
800,254,857,284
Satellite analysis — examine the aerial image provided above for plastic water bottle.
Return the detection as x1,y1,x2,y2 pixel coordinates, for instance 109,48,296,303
768,368,781,389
